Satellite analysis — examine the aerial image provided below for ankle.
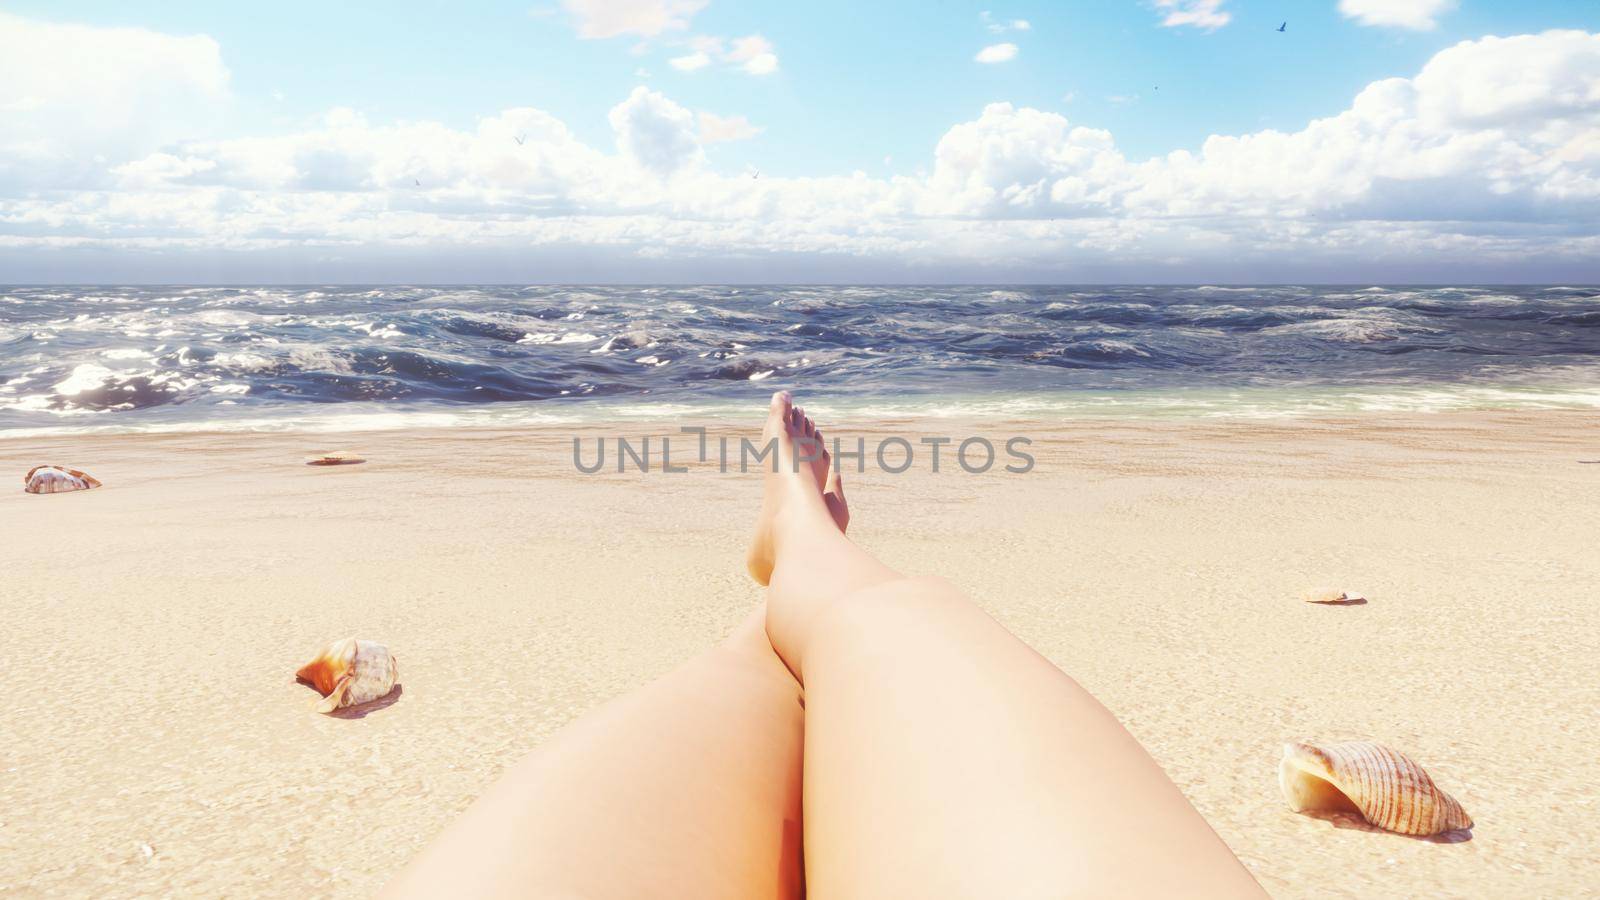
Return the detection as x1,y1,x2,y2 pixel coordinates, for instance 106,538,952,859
771,494,836,545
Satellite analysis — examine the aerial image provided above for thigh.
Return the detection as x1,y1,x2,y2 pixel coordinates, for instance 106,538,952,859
382,612,805,900
798,578,1261,899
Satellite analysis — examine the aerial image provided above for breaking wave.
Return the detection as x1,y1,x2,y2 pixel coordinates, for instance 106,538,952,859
2,284,1597,433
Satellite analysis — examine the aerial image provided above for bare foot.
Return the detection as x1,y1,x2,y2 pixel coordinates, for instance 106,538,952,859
746,392,847,585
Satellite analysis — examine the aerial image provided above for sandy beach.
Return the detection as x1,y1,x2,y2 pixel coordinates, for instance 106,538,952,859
2,409,1597,898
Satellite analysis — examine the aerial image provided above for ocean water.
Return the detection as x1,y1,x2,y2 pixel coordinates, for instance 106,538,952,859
2,285,1598,436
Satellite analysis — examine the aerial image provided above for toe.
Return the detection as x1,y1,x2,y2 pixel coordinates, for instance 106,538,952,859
823,469,849,532
766,391,792,435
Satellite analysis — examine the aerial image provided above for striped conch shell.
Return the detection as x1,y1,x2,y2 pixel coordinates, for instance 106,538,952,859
296,638,398,713
24,465,103,494
1280,740,1472,836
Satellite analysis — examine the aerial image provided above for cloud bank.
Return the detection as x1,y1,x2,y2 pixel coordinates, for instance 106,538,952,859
2,14,1599,281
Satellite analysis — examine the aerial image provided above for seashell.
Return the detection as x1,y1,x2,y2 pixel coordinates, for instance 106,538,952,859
1280,740,1472,836
296,637,398,713
1302,589,1366,604
24,465,103,494
306,453,365,466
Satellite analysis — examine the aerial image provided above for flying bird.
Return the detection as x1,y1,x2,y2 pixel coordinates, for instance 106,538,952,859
1277,21,1287,32
414,178,420,186
514,134,525,146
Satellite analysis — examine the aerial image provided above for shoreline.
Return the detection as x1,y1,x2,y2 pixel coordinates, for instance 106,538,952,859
7,378,1600,441
2,408,1597,897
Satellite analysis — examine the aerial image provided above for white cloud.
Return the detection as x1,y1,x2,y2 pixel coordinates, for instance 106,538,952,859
743,53,779,76
608,86,703,175
1127,30,1600,221
980,12,1031,33
561,0,707,39
674,33,778,76
924,103,1127,216
669,51,711,71
1339,0,1456,31
726,34,779,75
0,12,230,189
104,105,607,196
1154,0,1231,31
698,111,762,143
4,26,1600,277
975,43,1019,64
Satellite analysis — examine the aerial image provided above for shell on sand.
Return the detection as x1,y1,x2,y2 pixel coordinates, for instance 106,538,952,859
1302,589,1366,604
306,453,365,467
1280,740,1472,836
295,638,398,713
24,465,103,494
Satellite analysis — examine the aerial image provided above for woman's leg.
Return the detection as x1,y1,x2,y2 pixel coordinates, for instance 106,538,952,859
749,392,1264,899
382,604,806,900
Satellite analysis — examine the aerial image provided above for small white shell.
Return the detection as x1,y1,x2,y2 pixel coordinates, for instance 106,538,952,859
1302,589,1366,604
24,465,103,494
306,453,365,467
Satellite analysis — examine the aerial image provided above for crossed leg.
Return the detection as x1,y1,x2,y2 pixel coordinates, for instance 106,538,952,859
381,603,807,899
749,392,1265,898
388,392,1262,899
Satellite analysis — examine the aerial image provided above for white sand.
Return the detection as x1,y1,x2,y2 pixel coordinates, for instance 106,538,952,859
1,410,1596,897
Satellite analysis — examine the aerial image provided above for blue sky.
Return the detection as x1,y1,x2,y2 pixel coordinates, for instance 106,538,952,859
1,1,1598,281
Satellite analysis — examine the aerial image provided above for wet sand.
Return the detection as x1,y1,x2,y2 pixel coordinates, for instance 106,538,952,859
2,410,1597,898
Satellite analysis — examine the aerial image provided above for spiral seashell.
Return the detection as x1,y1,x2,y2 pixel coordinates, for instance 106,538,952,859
306,453,365,466
1280,740,1472,836
296,637,398,713
24,465,103,494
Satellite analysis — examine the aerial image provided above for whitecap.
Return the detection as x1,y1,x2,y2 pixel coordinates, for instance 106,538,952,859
54,364,117,396
211,352,276,372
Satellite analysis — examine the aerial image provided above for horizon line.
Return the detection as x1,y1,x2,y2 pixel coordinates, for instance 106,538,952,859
5,282,1596,289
